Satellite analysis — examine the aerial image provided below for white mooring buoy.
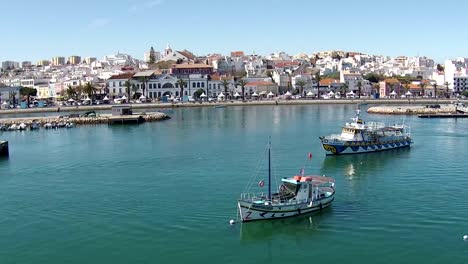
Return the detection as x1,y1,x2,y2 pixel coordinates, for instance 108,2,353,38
229,219,235,225
463,235,468,241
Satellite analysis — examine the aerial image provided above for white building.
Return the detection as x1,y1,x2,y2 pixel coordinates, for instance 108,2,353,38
453,76,468,94
1,61,19,70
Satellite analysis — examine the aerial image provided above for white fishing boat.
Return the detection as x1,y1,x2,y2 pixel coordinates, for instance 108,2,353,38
236,141,335,222
319,107,412,155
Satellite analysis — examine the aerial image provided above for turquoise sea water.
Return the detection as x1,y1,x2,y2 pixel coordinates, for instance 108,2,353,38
1,104,467,264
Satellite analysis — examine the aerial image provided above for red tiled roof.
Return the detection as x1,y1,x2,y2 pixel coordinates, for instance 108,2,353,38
172,63,213,69
383,78,400,84
230,51,245,57
320,78,340,86
177,50,196,60
108,72,134,80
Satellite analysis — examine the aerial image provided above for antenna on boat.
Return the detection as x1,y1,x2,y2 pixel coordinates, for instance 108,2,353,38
268,136,272,201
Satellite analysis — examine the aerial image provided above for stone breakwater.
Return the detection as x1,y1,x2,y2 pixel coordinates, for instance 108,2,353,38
0,112,170,131
367,105,456,115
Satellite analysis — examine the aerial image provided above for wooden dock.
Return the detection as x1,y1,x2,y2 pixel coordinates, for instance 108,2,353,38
107,115,145,125
418,114,468,118
0,141,9,157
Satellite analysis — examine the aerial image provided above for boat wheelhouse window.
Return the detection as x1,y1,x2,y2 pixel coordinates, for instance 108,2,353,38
282,182,299,195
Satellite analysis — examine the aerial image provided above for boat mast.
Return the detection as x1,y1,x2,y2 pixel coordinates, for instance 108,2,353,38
268,138,271,200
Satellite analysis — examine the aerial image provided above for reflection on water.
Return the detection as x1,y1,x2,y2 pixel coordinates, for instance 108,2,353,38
239,208,332,242
320,147,412,180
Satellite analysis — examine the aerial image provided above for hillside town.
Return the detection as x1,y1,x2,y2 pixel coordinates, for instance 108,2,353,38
1,44,468,108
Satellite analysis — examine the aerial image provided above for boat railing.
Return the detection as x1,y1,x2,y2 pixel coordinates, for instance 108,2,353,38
240,192,265,201
366,122,385,130
322,134,342,143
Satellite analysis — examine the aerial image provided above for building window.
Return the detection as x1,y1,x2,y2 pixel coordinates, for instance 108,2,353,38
113,88,116,93
119,88,122,93
158,92,161,97
201,82,204,88
192,82,195,88
113,82,116,87
176,91,179,96
185,91,188,96
209,84,211,89
197,82,200,88
175,83,179,88
158,83,161,88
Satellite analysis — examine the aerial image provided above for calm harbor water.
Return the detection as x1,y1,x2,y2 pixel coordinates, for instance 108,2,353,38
1,104,467,264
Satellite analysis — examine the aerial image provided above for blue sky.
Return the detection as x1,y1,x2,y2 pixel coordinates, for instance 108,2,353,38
1,0,467,63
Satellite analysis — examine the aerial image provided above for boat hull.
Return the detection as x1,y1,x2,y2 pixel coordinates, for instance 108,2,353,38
321,139,412,155
0,141,9,157
238,195,334,222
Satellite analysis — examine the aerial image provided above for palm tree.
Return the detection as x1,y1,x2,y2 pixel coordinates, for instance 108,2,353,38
432,83,437,98
222,79,230,101
403,83,411,93
9,91,17,108
75,85,83,100
237,79,248,100
139,76,149,96
340,83,348,96
444,82,450,98
66,85,76,100
83,82,97,99
124,80,133,99
357,81,362,98
131,83,139,99
177,79,187,101
314,72,322,99
267,71,275,83
419,81,426,97
296,79,307,97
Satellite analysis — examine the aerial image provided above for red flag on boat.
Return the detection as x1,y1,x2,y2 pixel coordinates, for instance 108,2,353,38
308,152,313,159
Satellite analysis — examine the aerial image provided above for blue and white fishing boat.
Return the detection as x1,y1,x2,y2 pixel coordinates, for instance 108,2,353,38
237,141,335,222
319,108,412,155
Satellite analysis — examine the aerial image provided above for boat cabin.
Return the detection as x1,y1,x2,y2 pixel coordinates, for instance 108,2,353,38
279,176,334,204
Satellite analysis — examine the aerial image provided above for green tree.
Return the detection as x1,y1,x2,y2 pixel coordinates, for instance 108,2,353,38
149,47,156,64
314,72,322,99
132,83,139,99
83,82,97,99
194,88,205,99
403,83,411,93
267,71,275,83
296,79,307,97
340,83,348,96
432,83,437,98
444,82,450,98
237,79,248,100
124,80,133,99
177,79,187,101
357,81,362,98
9,91,17,108
66,85,76,100
437,64,444,72
138,76,149,96
222,79,230,101
75,85,83,100
19,87,37,107
419,81,426,97
363,73,385,83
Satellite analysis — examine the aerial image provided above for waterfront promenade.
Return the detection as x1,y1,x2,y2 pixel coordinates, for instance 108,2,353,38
0,98,463,116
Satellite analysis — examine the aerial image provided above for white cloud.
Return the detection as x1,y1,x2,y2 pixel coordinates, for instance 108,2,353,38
145,0,163,8
129,0,163,13
88,18,110,29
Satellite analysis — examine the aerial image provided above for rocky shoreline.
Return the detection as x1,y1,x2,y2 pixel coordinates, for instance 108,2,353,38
0,99,465,115
0,112,170,131
367,105,456,115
